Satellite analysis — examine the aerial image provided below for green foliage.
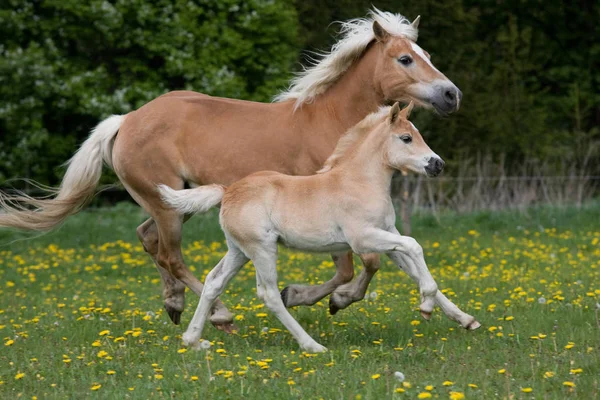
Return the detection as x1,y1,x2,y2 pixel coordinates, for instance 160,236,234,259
0,0,598,184
0,0,298,183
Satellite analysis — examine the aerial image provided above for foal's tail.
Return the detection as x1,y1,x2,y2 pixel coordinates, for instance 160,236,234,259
158,184,225,214
0,115,124,231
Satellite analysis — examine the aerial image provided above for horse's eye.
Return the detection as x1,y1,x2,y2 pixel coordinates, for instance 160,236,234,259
399,135,412,144
398,56,413,66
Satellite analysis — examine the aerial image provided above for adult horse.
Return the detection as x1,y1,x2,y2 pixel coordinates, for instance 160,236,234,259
0,9,461,332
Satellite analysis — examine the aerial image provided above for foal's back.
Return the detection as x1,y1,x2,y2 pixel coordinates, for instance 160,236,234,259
220,170,350,252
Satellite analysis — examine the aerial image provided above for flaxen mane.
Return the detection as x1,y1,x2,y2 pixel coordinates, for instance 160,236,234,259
275,8,418,109
317,107,390,173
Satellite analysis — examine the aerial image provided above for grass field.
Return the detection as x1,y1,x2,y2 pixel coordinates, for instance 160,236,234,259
1,202,599,399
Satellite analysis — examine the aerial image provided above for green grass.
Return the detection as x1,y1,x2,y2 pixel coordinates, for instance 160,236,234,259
0,202,599,399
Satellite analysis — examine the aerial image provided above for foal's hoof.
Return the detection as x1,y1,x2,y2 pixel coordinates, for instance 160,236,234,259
212,321,239,334
164,305,182,325
465,319,481,330
420,310,432,321
280,286,290,307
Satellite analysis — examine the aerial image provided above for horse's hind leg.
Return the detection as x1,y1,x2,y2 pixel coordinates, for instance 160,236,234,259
154,208,236,332
281,252,354,308
328,253,381,314
136,218,186,324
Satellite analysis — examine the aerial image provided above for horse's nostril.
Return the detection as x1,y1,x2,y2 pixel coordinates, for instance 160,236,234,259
444,90,455,101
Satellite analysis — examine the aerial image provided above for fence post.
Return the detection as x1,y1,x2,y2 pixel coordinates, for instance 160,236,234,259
400,171,411,235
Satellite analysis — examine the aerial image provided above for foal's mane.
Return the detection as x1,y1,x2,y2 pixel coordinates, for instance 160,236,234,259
317,107,390,174
274,8,418,109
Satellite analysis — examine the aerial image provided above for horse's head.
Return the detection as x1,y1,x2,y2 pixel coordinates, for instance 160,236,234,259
372,18,461,116
384,102,444,177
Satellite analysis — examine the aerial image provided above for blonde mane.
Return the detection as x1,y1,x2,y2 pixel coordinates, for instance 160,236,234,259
274,8,418,109
317,107,390,173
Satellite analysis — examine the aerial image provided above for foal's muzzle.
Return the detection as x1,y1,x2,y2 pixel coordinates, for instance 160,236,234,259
425,157,445,177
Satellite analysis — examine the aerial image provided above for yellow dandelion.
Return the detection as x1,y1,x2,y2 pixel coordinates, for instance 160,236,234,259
425,385,434,391
91,384,101,391
498,369,506,374
521,387,533,393
190,376,198,381
15,372,25,380
107,370,116,375
371,374,381,380
543,371,555,379
395,388,405,393
177,348,187,354
563,381,576,387
449,392,465,400
443,381,454,386
5,339,14,346
99,330,110,336
417,392,432,399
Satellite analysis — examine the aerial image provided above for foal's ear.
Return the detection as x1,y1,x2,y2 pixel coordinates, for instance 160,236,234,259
399,101,415,119
373,21,390,42
388,102,401,124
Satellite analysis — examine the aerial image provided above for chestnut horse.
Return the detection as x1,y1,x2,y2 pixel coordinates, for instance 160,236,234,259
160,103,479,352
0,9,462,331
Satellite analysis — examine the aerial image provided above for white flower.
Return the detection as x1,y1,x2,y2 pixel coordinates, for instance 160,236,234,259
538,297,546,304
369,292,378,300
199,340,212,350
261,327,269,333
394,371,405,382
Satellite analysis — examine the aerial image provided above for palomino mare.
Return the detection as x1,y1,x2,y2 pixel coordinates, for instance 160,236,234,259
160,103,480,352
0,10,462,331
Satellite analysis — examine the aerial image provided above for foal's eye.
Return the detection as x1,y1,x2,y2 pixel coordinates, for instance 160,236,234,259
399,135,412,144
398,56,413,66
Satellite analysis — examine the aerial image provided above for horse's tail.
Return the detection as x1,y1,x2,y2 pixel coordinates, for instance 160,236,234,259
158,184,225,215
0,115,124,231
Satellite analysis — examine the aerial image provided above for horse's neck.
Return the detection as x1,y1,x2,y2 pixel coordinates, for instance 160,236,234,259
292,44,384,150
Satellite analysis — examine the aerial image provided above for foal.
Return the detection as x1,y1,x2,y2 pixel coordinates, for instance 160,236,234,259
160,103,480,352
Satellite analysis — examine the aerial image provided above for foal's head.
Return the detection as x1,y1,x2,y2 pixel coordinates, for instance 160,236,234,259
372,18,462,116
383,102,444,177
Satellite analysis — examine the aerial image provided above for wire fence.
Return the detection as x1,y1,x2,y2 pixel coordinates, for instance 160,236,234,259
391,174,599,234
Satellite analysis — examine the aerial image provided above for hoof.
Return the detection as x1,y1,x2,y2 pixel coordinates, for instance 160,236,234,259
465,319,481,330
328,298,340,315
212,321,238,335
302,342,328,353
281,286,290,307
420,310,432,320
164,305,182,325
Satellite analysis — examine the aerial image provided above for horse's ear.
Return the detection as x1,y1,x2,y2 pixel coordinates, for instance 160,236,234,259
373,21,390,42
389,102,401,124
411,15,421,29
399,101,415,119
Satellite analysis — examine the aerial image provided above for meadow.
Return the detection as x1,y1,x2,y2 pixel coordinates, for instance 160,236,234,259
0,202,598,399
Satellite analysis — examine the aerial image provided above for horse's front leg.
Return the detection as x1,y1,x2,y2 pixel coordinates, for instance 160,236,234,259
280,252,355,308
328,253,380,314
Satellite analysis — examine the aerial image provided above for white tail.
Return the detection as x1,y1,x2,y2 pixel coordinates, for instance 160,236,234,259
0,115,124,231
158,184,225,214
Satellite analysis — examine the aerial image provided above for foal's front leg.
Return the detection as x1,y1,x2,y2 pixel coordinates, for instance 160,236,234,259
348,227,480,329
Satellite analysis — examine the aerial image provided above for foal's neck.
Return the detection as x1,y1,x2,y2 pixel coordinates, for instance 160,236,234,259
337,133,395,196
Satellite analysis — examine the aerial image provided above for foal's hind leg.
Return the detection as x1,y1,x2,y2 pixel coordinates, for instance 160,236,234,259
281,252,354,308
183,245,248,347
251,243,327,353
328,253,381,314
137,218,186,324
